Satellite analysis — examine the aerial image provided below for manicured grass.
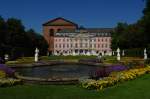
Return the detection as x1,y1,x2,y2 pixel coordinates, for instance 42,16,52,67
1,74,150,99
6,55,97,65
41,55,96,60
6,56,145,65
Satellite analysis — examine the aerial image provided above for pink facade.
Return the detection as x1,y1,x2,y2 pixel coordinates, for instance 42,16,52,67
43,17,113,56
53,36,112,56
54,37,71,51
95,37,111,52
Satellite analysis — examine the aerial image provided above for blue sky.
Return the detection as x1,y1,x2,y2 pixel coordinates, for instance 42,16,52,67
0,0,145,34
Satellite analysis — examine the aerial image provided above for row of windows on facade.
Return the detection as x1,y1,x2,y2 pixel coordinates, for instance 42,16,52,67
56,33,110,37
54,38,111,42
49,29,111,37
55,50,109,53
54,43,110,48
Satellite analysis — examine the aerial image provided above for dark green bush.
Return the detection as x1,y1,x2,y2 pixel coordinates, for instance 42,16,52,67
124,48,143,57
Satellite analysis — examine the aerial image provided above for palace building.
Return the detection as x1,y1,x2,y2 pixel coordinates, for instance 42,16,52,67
43,17,113,56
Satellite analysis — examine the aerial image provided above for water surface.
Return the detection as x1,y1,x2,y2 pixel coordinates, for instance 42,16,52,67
14,64,101,78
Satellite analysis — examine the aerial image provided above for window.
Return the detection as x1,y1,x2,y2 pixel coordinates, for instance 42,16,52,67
75,43,78,47
102,38,103,42
105,38,107,42
85,43,88,48
94,44,96,48
105,44,107,48
67,44,69,48
90,44,92,48
102,44,104,48
71,44,73,48
55,44,57,48
49,29,54,36
63,44,65,48
59,44,61,48
98,44,100,48
80,43,82,48
75,39,78,42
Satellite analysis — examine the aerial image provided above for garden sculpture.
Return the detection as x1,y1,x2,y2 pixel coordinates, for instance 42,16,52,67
35,48,39,62
144,48,147,60
122,50,125,56
117,48,120,61
4,54,9,61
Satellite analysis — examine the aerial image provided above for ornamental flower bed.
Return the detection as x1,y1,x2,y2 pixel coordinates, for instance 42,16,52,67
0,64,22,87
82,66,150,90
89,65,128,80
0,78,22,87
0,64,15,77
0,70,6,78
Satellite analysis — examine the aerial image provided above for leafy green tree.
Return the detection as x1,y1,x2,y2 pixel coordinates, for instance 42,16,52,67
26,29,48,55
0,16,7,58
142,0,150,44
0,16,7,45
5,18,26,47
111,22,128,50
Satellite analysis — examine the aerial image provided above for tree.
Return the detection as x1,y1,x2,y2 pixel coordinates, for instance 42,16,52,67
5,18,26,47
142,0,150,44
0,16,7,44
0,16,48,59
111,22,128,50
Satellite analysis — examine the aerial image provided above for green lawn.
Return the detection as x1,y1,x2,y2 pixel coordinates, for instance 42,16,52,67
6,55,97,65
41,55,96,60
0,74,150,99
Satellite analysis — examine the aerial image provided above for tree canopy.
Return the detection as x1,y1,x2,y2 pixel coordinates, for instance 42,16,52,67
0,17,48,59
112,0,150,51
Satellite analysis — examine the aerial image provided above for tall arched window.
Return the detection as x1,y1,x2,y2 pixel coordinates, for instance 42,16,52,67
49,29,54,36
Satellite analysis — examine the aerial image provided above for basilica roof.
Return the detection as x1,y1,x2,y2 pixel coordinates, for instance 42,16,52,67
43,17,78,27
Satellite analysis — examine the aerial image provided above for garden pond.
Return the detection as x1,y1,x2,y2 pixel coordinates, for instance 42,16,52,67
13,64,102,79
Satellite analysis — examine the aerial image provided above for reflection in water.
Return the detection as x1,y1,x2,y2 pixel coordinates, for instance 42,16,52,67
14,64,101,78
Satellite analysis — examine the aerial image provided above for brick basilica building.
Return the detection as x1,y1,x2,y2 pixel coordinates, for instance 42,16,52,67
43,17,113,56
